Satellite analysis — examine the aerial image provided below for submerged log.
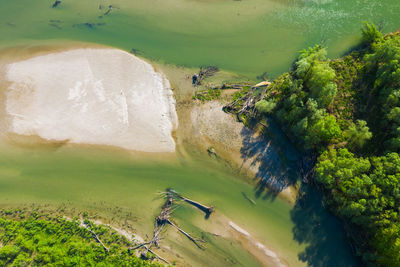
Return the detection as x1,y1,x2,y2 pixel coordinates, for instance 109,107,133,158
104,5,113,15
131,189,210,264
242,192,256,205
166,188,214,217
52,0,61,8
128,188,215,265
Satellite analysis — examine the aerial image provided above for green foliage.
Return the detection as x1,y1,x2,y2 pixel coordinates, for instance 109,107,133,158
312,31,400,265
305,113,342,148
316,149,400,265
255,99,276,114
308,62,337,108
192,88,221,101
365,37,400,90
361,21,382,46
228,25,400,265
329,55,362,121
296,45,338,108
232,25,400,265
232,86,250,101
316,148,371,191
254,44,341,150
363,34,400,152
344,120,372,150
0,211,158,267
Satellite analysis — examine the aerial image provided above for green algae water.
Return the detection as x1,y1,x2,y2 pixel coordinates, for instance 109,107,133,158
0,0,400,78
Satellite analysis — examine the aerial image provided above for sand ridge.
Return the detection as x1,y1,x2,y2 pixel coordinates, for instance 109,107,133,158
4,48,178,152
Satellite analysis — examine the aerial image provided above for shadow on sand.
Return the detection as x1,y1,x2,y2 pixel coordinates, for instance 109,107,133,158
239,117,302,200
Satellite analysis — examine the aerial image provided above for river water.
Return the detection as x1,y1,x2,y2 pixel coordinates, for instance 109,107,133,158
0,0,399,78
0,0,398,266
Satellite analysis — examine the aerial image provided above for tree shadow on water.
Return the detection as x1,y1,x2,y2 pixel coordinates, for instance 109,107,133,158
239,117,361,265
291,185,362,267
240,117,302,201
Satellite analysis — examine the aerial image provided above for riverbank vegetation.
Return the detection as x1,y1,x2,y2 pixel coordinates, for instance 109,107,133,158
231,23,400,265
0,209,158,266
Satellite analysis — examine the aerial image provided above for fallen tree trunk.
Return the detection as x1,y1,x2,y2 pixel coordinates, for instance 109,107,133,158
238,96,255,114
167,219,205,249
166,189,214,217
82,223,109,252
129,241,152,250
222,93,250,113
146,247,170,264
89,229,109,252
130,192,208,263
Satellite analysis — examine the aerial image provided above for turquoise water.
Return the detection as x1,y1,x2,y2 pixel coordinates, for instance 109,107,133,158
0,0,399,77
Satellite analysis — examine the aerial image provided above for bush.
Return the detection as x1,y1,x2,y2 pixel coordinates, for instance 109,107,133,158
255,99,276,114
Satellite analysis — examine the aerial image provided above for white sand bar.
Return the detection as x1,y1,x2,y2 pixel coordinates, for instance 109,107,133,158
5,48,178,152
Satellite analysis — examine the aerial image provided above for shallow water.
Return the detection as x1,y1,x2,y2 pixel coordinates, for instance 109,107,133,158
0,0,399,78
0,143,359,266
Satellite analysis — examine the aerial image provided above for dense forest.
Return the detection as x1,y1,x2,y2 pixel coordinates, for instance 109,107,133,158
0,209,158,266
244,23,400,265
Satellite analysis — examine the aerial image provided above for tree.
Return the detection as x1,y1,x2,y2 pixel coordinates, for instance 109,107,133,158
316,148,370,190
305,113,342,148
361,22,382,46
295,45,337,108
365,37,400,90
344,120,372,150
255,99,276,114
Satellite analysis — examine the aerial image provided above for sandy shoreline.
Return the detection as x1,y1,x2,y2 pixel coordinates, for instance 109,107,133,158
2,48,178,153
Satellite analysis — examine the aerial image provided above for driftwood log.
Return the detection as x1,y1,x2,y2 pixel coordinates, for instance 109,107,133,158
194,66,219,86
223,93,250,113
222,81,271,117
82,221,109,252
104,5,114,15
165,188,214,217
129,189,211,263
